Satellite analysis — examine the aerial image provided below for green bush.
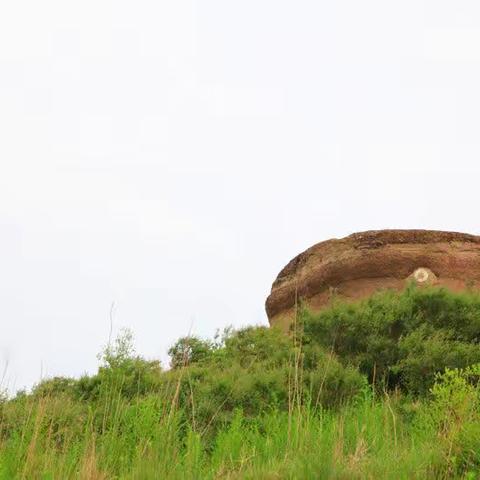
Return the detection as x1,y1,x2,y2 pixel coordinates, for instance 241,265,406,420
302,286,480,394
162,326,367,435
75,329,163,401
417,364,480,476
168,336,216,369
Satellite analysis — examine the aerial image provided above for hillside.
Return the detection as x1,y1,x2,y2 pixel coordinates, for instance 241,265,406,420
2,287,480,478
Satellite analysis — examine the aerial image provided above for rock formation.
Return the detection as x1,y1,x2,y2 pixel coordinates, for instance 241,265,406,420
266,230,480,330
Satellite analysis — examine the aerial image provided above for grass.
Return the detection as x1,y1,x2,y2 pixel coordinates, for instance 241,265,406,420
2,287,480,479
0,392,445,479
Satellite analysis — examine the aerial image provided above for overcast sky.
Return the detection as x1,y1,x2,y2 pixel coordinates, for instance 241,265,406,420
2,0,480,392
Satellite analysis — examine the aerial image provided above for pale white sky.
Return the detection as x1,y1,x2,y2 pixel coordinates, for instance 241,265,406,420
1,0,480,392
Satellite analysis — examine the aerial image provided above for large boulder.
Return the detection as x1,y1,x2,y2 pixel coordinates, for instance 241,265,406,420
266,230,480,330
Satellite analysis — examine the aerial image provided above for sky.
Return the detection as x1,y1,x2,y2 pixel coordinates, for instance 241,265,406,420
1,0,480,392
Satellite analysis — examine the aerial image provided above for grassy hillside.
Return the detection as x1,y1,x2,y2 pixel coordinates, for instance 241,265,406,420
2,287,480,478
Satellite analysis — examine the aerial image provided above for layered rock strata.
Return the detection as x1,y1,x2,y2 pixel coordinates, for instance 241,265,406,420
266,230,480,330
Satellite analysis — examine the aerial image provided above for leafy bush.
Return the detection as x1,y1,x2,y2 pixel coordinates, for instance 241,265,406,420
417,364,480,476
168,336,216,369
302,286,480,394
163,326,367,434
70,329,163,402
31,376,78,398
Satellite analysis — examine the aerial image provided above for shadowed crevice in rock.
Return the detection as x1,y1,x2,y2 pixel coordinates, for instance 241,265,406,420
266,230,480,330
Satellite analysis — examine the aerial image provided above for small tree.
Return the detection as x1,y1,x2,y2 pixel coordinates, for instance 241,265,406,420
168,336,214,369
80,328,163,400
99,328,136,369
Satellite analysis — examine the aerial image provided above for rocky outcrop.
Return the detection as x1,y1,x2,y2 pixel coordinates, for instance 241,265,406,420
266,230,480,330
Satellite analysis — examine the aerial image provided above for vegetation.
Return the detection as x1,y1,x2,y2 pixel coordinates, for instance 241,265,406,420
303,284,480,394
2,287,480,478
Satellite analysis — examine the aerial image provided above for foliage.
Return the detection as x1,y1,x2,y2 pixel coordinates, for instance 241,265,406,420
3,287,480,477
417,364,480,476
168,336,216,369
162,326,366,436
302,286,480,394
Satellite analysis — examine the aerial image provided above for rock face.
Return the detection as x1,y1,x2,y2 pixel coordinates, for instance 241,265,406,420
266,230,480,330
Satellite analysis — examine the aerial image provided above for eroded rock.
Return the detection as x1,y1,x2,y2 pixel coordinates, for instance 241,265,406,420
266,230,480,330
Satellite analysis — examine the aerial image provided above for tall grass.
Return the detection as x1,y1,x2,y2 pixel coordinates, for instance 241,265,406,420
1,368,476,478
2,287,480,478
0,391,448,479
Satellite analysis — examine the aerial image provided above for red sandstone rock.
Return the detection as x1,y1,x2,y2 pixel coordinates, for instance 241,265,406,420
266,230,480,330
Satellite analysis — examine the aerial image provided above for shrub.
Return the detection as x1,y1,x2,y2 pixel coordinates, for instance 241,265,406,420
222,326,292,368
168,336,216,369
74,329,163,401
31,376,78,398
418,364,480,475
302,287,480,394
162,326,367,436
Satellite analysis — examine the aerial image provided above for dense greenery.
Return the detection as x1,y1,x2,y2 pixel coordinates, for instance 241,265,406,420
303,285,480,394
2,287,480,478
